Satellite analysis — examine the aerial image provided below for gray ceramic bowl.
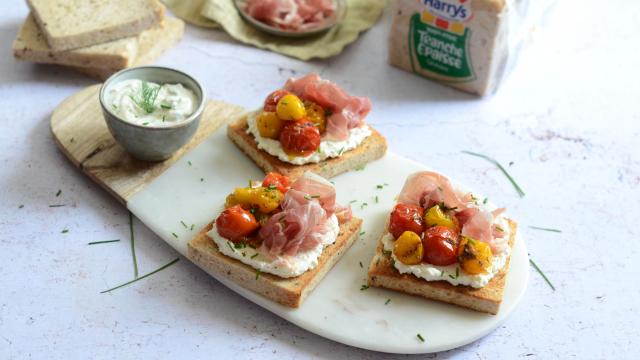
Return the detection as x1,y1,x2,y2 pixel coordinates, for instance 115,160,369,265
99,66,205,161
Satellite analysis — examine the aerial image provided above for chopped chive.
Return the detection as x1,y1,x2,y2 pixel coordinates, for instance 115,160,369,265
360,202,368,209
200,178,204,182
384,183,389,186
55,189,62,197
180,220,188,229
129,212,139,278
461,150,525,197
385,299,391,305
18,204,24,208
172,232,178,239
529,258,555,291
242,252,246,257
374,195,379,203
483,197,488,204
376,184,384,189
355,164,366,171
338,147,345,155
495,225,504,232
142,122,149,126
359,231,366,236
529,226,562,233
359,261,363,268
251,253,259,259
88,239,120,245
255,269,261,280
455,267,459,278
360,284,369,291
49,204,65,207
349,200,357,204
188,161,192,166
417,334,425,342
190,224,195,231
160,104,172,110
440,270,445,277
226,241,235,252
101,258,179,294
61,229,69,234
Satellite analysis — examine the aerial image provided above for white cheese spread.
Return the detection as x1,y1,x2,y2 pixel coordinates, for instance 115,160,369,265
207,214,340,278
385,193,512,288
246,110,372,165
106,79,197,127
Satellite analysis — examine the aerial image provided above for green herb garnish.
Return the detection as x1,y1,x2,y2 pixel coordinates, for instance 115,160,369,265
461,150,525,197
349,200,357,204
359,261,363,268
61,229,69,234
226,241,235,252
360,284,369,291
529,258,555,291
172,232,178,239
376,184,384,189
180,220,188,229
455,267,459,279
360,202,368,209
359,231,365,236
130,81,160,114
142,122,149,126
529,226,562,233
160,104,172,110
129,211,139,278
374,195,379,203
200,178,204,182
251,253,259,259
18,204,24,208
355,164,366,171
385,299,391,305
100,258,179,293
190,224,195,231
55,189,62,197
49,204,65,207
255,269,261,280
188,161,192,166
417,334,425,342
483,197,488,204
88,239,120,245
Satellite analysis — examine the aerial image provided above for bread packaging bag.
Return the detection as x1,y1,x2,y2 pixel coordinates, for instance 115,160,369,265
389,0,556,96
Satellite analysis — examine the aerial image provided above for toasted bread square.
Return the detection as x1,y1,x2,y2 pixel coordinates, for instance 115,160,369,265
368,220,517,314
227,115,387,179
68,17,184,80
26,0,165,51
188,217,363,308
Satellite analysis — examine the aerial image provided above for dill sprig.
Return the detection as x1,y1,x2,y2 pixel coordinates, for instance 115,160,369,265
529,226,562,233
129,212,139,278
100,258,179,293
88,239,120,245
529,258,555,291
461,150,525,197
130,81,160,114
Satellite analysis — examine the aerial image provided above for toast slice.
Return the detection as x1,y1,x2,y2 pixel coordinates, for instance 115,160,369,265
188,217,363,308
68,17,185,80
227,115,388,179
367,219,517,314
26,0,165,51
13,14,141,69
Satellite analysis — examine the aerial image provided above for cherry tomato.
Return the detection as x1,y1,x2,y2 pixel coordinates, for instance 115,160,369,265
262,172,290,194
422,226,459,266
279,120,321,156
263,89,290,112
389,204,425,239
215,205,259,242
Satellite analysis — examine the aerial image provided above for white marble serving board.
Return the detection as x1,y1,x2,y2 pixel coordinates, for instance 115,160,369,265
127,128,529,354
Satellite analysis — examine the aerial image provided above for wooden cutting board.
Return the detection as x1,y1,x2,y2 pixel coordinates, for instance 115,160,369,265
50,84,246,204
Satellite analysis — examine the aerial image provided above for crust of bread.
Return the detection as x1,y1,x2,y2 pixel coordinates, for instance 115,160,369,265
69,17,184,81
227,115,387,179
188,217,363,308
367,219,517,314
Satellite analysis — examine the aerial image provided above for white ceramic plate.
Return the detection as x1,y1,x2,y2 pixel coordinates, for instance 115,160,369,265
128,129,529,354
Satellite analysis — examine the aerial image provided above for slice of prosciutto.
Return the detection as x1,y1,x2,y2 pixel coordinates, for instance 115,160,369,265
244,0,335,31
260,172,350,256
284,73,372,141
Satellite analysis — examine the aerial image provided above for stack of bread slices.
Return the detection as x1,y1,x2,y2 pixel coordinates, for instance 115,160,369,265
12,0,185,80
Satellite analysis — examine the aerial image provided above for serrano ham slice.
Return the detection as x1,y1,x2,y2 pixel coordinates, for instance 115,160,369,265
245,0,335,31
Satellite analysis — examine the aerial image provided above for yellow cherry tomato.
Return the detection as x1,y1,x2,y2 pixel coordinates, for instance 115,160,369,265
303,100,326,133
424,205,459,232
256,111,284,139
276,94,306,121
393,231,424,265
457,237,493,275
225,186,284,214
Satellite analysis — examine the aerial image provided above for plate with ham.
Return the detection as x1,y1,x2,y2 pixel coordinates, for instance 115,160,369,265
234,0,346,37
127,123,529,353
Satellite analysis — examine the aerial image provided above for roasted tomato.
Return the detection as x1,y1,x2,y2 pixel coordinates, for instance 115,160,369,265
256,111,284,139
422,226,459,266
394,231,424,265
279,120,321,156
262,172,290,194
276,94,307,121
458,236,493,275
216,205,259,242
225,187,284,213
303,100,326,133
263,89,290,112
388,204,425,239
424,205,460,232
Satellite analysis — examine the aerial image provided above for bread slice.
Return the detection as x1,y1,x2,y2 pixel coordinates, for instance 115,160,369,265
69,17,185,81
367,220,517,314
188,217,363,308
227,115,388,179
26,0,165,51
13,14,140,69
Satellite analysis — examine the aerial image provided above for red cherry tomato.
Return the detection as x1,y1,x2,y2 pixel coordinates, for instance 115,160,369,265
216,205,259,242
422,226,459,266
262,172,290,193
389,204,425,239
279,120,321,157
264,89,291,112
